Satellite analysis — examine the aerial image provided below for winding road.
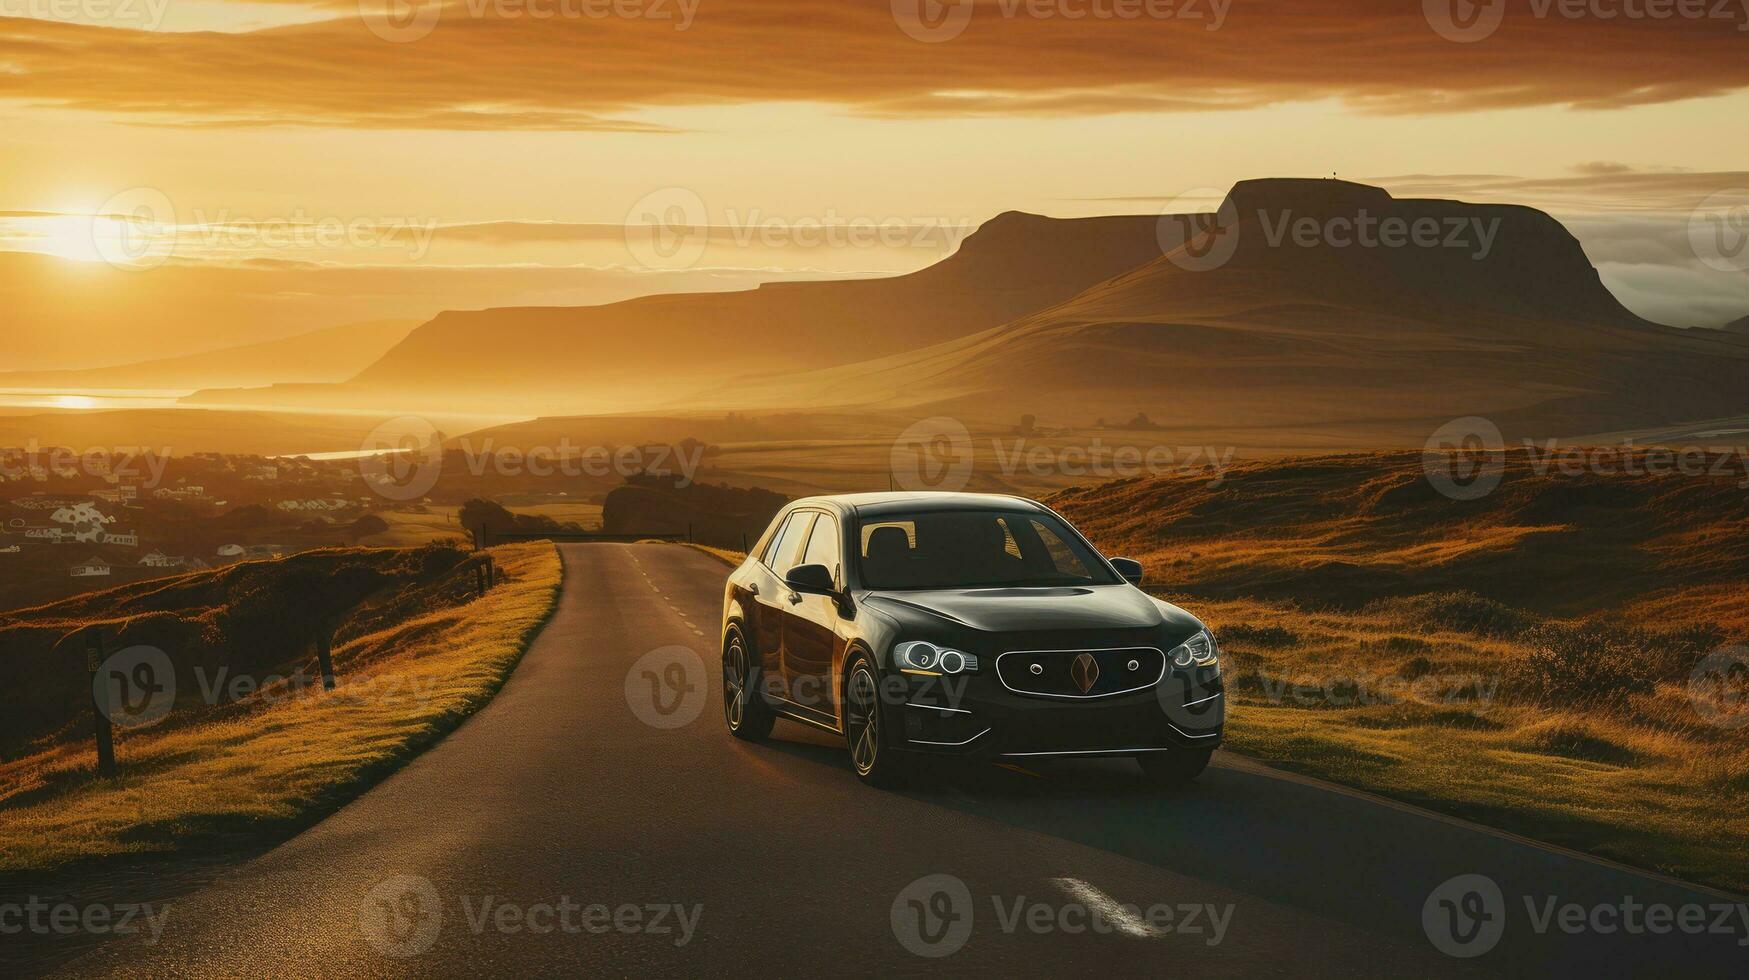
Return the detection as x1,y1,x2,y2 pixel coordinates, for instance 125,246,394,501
52,544,1748,977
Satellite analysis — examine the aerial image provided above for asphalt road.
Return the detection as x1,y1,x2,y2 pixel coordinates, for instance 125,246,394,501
52,544,1748,977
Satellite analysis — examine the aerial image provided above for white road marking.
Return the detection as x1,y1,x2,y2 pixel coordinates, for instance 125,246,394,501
1049,878,1163,939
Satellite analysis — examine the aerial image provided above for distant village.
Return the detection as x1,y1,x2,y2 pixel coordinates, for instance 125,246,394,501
0,449,396,606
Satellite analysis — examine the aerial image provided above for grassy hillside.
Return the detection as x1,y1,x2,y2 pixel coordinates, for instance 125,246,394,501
0,541,561,870
1053,450,1749,891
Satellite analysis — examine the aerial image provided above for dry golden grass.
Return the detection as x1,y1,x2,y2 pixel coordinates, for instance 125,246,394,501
682,543,746,568
356,502,604,548
1050,454,1749,891
0,541,561,872
1185,594,1749,893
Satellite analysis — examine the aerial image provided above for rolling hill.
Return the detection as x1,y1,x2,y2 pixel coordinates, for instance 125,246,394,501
691,179,1749,448
180,212,1169,415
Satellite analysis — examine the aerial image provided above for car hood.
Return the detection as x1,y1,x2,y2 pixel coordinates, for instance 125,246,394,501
862,585,1197,635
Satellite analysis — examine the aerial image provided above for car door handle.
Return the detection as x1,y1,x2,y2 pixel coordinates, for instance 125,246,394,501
747,583,759,596
787,591,802,604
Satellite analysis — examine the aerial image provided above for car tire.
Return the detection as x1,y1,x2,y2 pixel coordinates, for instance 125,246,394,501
723,629,775,741
844,654,906,788
1137,748,1213,787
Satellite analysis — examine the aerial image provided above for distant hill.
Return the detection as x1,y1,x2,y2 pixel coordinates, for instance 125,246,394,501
696,179,1749,447
1725,315,1749,334
1050,447,1749,630
0,319,418,391
182,213,1169,415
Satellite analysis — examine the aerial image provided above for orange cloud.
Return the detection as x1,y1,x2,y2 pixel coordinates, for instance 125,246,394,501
0,0,1745,130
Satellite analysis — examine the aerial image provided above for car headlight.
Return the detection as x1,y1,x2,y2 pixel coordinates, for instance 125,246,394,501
895,640,978,674
1169,629,1218,668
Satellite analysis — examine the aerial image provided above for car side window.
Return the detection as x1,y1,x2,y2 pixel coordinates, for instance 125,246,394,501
766,512,815,574
800,513,841,582
757,514,792,567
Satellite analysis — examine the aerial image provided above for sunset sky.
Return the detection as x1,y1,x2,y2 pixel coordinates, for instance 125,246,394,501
3,0,1748,368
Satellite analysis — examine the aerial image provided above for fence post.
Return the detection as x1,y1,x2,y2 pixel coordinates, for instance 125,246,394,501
475,563,485,596
741,530,748,553
314,626,337,691
687,522,694,543
86,628,117,780
486,554,496,588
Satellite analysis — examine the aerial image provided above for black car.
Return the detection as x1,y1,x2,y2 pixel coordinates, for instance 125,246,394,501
719,492,1223,787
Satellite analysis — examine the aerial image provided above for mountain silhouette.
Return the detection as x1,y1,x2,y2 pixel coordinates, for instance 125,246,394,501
191,212,1167,415
690,180,1749,446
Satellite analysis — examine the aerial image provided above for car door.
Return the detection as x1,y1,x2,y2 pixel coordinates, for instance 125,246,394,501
754,511,814,702
782,511,845,725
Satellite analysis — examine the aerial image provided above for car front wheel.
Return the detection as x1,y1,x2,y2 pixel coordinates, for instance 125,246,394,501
844,655,906,788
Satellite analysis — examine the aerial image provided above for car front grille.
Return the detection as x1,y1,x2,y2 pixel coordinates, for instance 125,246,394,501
994,647,1166,699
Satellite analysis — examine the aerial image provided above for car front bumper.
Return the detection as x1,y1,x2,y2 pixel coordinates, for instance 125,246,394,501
892,670,1224,758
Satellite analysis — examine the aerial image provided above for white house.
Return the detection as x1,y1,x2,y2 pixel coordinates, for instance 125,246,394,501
50,502,110,526
216,543,246,557
101,530,140,547
139,551,178,567
70,556,112,577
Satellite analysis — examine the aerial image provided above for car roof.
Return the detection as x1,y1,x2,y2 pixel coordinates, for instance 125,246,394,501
785,491,1051,519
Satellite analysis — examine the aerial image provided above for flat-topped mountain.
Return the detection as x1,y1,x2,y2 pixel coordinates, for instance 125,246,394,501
695,181,1749,447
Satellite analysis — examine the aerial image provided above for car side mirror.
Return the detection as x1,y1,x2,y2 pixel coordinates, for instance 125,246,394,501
1110,557,1144,586
784,563,838,595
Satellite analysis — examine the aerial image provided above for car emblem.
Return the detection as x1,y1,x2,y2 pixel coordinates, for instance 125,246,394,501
1070,653,1099,693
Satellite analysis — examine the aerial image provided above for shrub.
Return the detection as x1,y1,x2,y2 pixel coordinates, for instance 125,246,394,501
1365,591,1535,639
1509,622,1656,707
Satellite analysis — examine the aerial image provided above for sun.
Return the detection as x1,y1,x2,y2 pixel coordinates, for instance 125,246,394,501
35,216,106,264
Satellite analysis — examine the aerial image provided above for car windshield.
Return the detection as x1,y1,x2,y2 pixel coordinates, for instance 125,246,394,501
854,510,1120,590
